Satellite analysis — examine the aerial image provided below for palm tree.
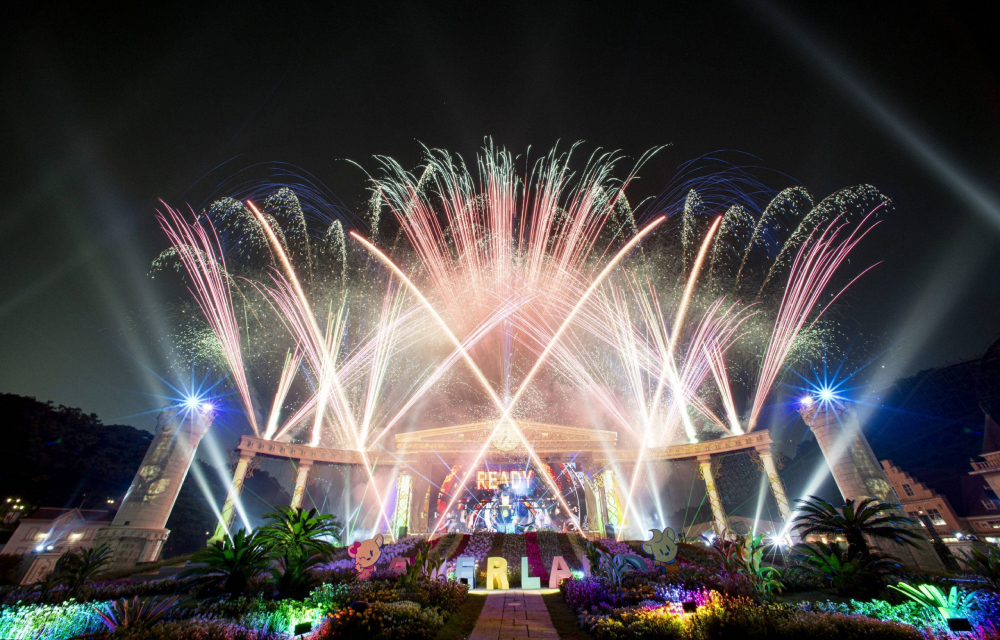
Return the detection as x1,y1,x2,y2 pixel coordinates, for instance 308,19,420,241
181,528,271,595
257,507,340,598
958,545,1000,592
792,542,899,597
257,506,341,559
793,495,922,558
39,543,113,601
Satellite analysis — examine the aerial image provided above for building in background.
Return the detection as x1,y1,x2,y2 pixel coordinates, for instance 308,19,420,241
863,335,1000,546
881,460,968,543
0,508,115,585
1,508,114,556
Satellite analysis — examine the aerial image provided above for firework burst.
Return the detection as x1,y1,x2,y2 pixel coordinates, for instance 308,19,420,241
153,143,886,537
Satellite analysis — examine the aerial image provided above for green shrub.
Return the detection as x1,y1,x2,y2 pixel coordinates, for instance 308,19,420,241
313,601,445,640
400,579,467,613
308,583,352,612
804,599,942,631
309,578,467,616
192,595,321,635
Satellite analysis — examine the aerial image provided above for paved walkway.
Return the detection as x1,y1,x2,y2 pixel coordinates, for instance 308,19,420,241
468,590,559,640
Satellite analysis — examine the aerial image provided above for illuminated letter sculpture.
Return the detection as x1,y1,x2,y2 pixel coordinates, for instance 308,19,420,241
520,556,540,589
548,555,573,588
485,556,509,590
455,556,476,588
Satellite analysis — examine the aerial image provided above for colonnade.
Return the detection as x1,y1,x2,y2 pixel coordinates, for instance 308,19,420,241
692,443,792,537
208,436,794,543
210,453,331,543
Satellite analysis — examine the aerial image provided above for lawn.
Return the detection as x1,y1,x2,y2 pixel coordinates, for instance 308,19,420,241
434,591,487,640
543,591,590,640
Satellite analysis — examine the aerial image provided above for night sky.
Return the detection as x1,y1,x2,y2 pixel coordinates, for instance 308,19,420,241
2,1,999,431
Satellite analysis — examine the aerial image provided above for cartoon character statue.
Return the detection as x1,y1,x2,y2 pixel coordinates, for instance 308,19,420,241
642,527,678,569
348,534,384,579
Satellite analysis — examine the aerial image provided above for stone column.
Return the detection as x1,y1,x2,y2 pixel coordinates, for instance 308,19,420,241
756,445,792,526
95,404,214,568
290,459,314,509
408,462,431,533
601,468,623,535
582,466,602,535
697,455,729,536
208,451,255,544
392,471,413,538
799,399,943,571
426,461,449,532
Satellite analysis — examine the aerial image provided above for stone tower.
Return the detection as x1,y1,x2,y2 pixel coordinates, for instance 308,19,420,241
799,399,944,571
95,404,214,568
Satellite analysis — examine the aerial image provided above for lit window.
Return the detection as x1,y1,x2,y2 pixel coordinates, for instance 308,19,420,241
68,532,83,541
902,484,915,497
926,509,946,526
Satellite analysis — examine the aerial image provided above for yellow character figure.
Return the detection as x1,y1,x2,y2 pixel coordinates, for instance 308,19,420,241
642,527,678,568
348,534,385,580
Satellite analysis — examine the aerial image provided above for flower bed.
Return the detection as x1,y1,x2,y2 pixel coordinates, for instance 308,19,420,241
802,589,1000,635
444,531,492,579
313,600,445,640
430,533,463,563
113,615,280,640
0,576,189,606
566,533,588,570
501,532,526,583
501,531,526,565
579,593,928,640
0,599,105,639
317,536,421,574
597,537,654,570
449,534,471,560
524,532,549,583
536,530,563,572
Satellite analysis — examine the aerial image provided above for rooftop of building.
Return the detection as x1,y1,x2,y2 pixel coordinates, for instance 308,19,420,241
21,507,115,523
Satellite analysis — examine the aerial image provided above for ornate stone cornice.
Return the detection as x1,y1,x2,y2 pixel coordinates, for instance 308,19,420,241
394,420,617,455
593,430,773,463
236,435,364,464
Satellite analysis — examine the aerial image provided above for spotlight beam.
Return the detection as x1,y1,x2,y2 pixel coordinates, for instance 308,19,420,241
618,216,721,540
247,201,396,539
